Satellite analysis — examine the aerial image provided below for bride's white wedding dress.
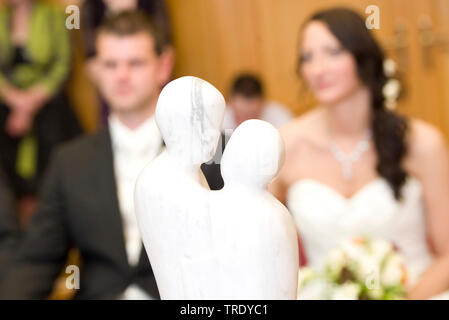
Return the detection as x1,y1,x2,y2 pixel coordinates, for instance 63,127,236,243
287,176,449,299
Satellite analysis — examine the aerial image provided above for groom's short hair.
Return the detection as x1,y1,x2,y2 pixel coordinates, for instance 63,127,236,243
96,10,171,55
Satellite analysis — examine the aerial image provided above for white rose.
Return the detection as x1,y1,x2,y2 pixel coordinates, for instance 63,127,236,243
356,256,379,283
297,279,333,300
381,254,405,287
325,248,346,277
370,239,393,265
383,79,401,101
341,238,366,261
330,282,361,300
383,58,397,77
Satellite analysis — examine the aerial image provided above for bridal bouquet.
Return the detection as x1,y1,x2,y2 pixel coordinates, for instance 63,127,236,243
297,237,408,300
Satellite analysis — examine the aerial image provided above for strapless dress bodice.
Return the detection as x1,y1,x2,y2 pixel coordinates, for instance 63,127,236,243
287,176,433,286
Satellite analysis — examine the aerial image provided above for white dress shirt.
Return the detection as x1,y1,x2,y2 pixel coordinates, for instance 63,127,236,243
108,115,163,299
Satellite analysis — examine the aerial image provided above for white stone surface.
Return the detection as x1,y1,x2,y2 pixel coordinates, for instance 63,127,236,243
135,76,299,299
210,119,299,299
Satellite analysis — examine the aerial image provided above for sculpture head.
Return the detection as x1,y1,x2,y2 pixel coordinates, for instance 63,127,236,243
155,76,226,166
221,119,285,189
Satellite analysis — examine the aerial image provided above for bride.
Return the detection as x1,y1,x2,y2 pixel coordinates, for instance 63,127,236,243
270,7,449,299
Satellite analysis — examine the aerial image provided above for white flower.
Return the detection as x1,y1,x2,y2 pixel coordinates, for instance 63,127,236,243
383,79,401,101
383,58,397,77
325,248,346,277
341,238,366,261
297,279,333,300
356,256,380,283
330,282,361,300
370,239,393,262
381,254,405,287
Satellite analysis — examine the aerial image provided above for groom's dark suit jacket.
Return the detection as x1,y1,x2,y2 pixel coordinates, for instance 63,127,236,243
0,127,163,299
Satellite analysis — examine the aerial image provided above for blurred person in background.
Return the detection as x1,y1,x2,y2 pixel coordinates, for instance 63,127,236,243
222,73,293,131
270,8,449,299
0,10,173,299
204,73,293,190
0,0,81,226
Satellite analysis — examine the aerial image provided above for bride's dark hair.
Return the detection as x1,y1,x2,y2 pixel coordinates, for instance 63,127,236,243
298,7,409,200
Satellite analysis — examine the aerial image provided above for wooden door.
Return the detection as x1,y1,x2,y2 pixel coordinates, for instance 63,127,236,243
383,0,449,138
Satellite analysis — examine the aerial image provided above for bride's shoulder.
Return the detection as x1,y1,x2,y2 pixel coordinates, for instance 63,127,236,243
278,107,324,151
406,118,448,171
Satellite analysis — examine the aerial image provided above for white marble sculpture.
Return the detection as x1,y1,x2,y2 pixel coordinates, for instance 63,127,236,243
134,76,299,299
210,119,299,299
134,76,225,299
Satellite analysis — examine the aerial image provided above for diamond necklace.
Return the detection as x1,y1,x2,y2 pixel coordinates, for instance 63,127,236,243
329,130,371,180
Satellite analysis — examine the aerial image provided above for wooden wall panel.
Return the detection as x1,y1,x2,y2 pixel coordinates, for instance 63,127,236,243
433,0,449,138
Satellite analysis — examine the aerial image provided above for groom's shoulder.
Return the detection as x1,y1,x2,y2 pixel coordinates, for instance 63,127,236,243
50,129,109,172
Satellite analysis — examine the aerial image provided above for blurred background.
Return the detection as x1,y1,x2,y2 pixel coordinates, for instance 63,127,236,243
35,0,449,139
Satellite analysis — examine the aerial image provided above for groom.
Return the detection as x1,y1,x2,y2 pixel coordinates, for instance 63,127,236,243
0,11,174,299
